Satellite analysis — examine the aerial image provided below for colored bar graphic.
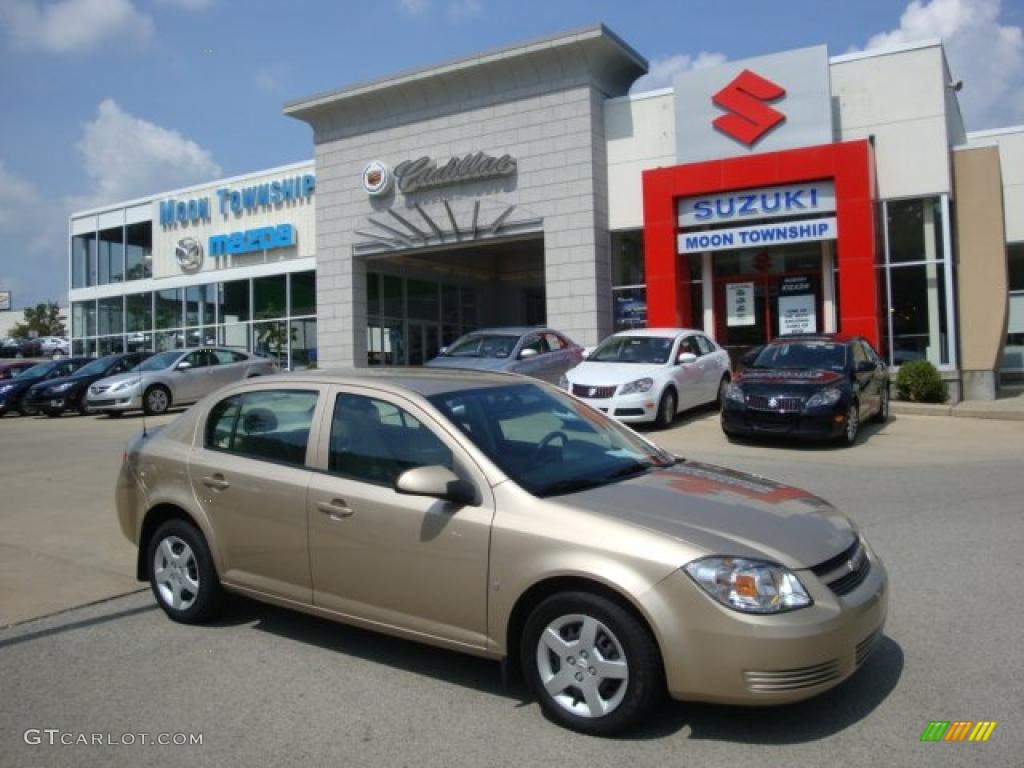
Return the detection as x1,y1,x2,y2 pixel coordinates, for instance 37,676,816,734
921,720,996,743
969,722,997,742
944,721,972,741
921,721,949,741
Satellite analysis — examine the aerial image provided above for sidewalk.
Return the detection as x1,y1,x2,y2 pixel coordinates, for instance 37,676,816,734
891,386,1024,421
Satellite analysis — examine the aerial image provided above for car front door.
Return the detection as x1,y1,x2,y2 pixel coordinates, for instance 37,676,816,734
513,333,553,381
306,387,494,649
671,336,705,410
187,386,324,603
171,350,214,402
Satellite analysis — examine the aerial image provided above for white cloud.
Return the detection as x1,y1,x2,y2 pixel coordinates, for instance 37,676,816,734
858,0,1024,130
631,51,727,93
0,0,153,53
447,0,480,20
399,0,429,16
67,98,221,211
0,161,63,306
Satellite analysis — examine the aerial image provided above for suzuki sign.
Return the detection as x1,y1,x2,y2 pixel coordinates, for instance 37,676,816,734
674,45,832,163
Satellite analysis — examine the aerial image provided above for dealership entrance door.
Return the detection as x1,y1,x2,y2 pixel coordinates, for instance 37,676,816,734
365,236,546,366
711,242,832,362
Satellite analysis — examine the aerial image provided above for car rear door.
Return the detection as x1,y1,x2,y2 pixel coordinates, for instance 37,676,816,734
187,385,325,603
672,335,705,409
306,385,494,649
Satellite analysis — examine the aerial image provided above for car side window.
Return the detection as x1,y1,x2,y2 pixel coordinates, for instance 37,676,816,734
520,335,550,356
695,335,715,356
183,351,210,368
214,350,246,364
329,394,453,486
205,389,318,467
679,336,701,357
861,341,880,364
544,333,565,351
852,343,868,366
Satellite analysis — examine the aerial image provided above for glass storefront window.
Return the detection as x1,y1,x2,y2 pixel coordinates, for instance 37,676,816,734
185,284,216,327
155,289,182,330
442,284,459,324
97,227,124,284
218,323,250,351
290,319,317,369
219,280,249,324
72,233,95,288
886,197,944,263
72,301,95,338
155,331,184,352
253,320,288,366
611,230,644,287
126,292,152,333
253,275,286,320
381,275,403,318
72,338,95,357
126,332,153,353
367,318,404,365
97,296,123,336
888,263,949,366
367,273,380,317
1003,243,1024,371
407,279,439,321
460,287,477,328
98,335,124,355
125,222,152,281
290,271,316,317
1009,243,1024,292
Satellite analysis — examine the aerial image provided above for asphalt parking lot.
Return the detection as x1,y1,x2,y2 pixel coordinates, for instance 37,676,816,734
1,406,1022,767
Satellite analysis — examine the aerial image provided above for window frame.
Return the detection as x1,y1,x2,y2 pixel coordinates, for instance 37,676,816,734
202,388,321,469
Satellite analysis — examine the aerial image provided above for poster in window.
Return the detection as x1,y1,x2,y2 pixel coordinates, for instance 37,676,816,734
726,282,755,327
778,294,817,335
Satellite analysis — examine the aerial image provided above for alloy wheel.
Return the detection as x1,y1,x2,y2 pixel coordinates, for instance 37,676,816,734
535,614,630,719
146,388,169,414
846,403,859,444
152,536,200,611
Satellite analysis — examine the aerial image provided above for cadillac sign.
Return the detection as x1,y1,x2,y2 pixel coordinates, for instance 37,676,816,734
364,152,518,196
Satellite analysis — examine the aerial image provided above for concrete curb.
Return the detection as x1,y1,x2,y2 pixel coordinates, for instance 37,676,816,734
890,402,952,417
891,401,1024,421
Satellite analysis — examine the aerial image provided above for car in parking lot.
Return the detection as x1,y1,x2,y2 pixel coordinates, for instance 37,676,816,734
561,328,732,428
117,368,887,735
0,360,38,380
0,357,91,416
425,327,584,383
37,336,70,357
87,347,276,416
721,335,889,445
23,352,152,417
0,337,43,358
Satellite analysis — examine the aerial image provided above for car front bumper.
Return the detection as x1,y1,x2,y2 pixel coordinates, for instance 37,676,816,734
572,390,660,423
86,392,143,412
643,546,888,705
721,400,849,440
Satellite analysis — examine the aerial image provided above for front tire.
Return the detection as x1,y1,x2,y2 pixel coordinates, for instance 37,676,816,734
653,389,676,430
143,385,171,415
521,592,663,736
842,400,860,446
147,520,222,624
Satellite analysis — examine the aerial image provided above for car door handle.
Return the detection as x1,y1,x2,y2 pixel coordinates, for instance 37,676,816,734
202,474,230,491
317,499,354,519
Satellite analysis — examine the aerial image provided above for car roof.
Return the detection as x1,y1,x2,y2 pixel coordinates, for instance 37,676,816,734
461,326,556,337
765,334,863,345
610,327,703,338
231,367,529,397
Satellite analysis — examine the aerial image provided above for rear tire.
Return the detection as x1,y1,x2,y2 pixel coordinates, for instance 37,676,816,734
873,387,889,423
521,591,663,736
653,389,676,430
841,401,860,446
716,374,731,410
147,520,222,624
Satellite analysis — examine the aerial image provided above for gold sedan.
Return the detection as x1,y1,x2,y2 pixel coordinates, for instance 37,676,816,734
116,369,888,735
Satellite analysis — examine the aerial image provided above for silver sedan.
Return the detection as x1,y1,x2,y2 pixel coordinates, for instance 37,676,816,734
87,347,275,416
425,326,584,384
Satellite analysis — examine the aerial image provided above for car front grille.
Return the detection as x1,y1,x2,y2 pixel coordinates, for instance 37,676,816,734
743,659,841,693
89,399,117,407
572,384,617,399
812,538,871,596
746,394,805,412
614,408,645,416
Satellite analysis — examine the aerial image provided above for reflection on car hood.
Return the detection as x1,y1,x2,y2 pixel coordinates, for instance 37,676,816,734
739,368,844,386
424,356,513,372
567,362,665,386
560,461,855,569
92,370,157,388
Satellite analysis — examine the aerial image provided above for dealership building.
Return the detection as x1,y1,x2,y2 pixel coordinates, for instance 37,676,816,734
68,25,1022,399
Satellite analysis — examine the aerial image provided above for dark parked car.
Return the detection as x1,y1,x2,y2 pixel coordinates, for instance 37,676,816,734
721,335,888,445
23,352,153,417
0,338,43,358
0,358,91,416
0,360,38,380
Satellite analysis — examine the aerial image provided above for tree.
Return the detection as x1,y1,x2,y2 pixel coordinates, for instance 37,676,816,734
10,302,67,338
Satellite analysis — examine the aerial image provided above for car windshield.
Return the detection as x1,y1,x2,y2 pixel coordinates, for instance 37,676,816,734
136,351,182,371
589,336,674,364
76,357,116,377
428,383,675,498
19,361,58,378
750,342,848,372
443,334,519,359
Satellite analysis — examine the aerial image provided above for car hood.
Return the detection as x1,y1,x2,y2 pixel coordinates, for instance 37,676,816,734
424,356,513,372
93,370,155,388
567,361,665,386
558,460,856,569
1,372,48,390
33,372,94,390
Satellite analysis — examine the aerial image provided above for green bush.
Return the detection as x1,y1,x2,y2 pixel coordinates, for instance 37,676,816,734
895,359,947,403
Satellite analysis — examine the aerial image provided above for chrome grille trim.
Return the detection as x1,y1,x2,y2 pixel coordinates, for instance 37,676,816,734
746,394,805,412
743,659,841,692
572,383,617,399
813,538,871,596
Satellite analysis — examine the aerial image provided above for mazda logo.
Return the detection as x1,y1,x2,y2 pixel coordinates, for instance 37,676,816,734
175,237,204,271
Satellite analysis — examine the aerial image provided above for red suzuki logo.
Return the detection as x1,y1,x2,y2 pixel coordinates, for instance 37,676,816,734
712,69,787,146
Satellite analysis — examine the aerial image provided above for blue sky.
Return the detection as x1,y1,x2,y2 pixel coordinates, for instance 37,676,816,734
1,0,1022,308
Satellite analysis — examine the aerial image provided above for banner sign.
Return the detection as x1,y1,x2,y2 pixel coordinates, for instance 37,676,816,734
726,282,755,327
678,217,836,254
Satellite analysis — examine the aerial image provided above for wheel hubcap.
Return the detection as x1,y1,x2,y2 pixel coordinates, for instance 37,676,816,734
847,405,859,441
153,536,199,611
663,395,674,422
149,390,168,412
536,614,629,719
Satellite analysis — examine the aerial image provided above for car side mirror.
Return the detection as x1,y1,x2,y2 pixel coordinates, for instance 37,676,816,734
581,347,592,360
439,346,448,356
518,348,538,360
677,352,698,365
175,361,192,371
395,466,477,506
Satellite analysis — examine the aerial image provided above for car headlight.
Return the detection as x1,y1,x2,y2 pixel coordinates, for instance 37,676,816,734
805,387,843,408
684,556,812,614
619,377,653,395
558,374,569,390
109,380,138,392
725,383,745,403
49,382,75,393
0,383,15,395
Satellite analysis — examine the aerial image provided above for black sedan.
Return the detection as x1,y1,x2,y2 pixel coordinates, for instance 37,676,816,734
0,358,91,416
721,335,889,445
23,352,152,417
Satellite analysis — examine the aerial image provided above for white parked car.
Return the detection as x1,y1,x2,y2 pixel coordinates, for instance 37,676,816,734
561,328,732,428
38,337,70,357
